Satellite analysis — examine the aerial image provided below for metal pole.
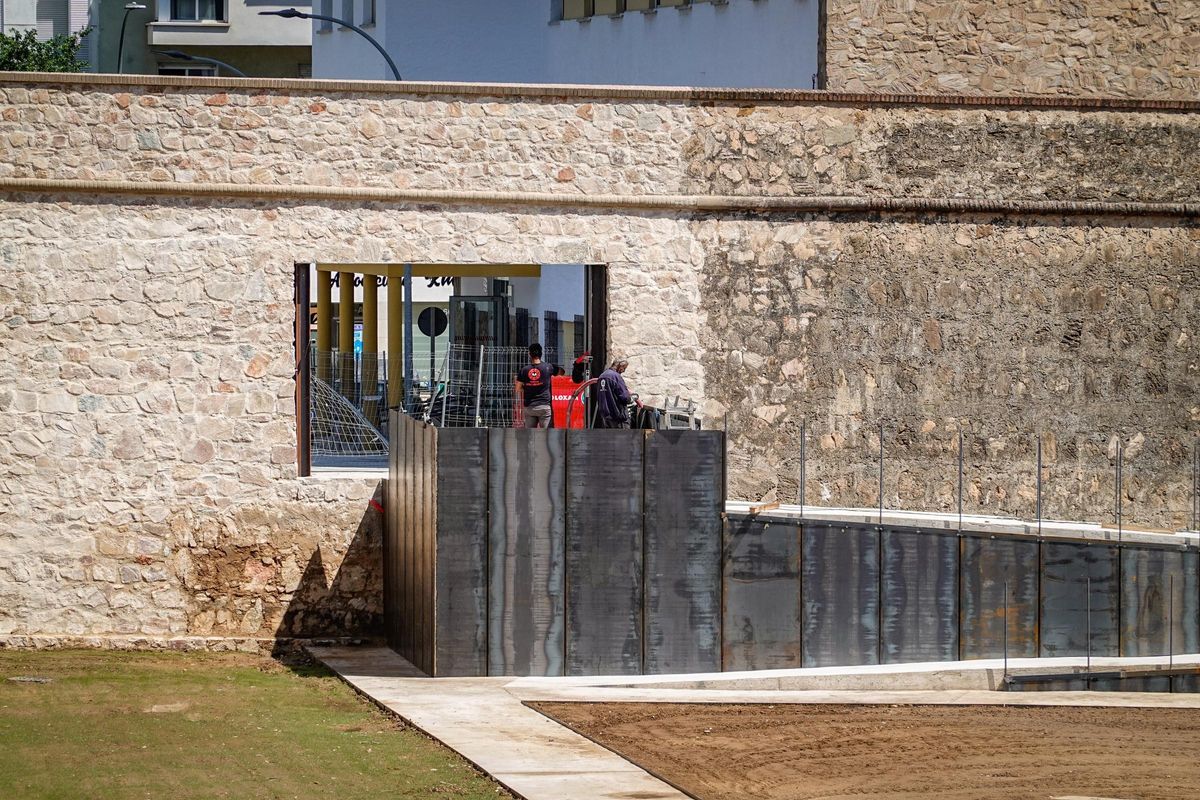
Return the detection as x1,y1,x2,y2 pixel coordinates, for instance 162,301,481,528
958,429,964,531
1116,440,1123,543
117,5,144,75
1086,577,1091,690
878,420,884,525
799,418,807,519
403,265,414,413
1003,579,1009,681
1169,574,1174,671
474,345,484,427
439,351,449,426
1036,433,1043,536
261,9,403,80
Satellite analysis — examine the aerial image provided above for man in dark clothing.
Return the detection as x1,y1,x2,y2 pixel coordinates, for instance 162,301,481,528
516,343,561,428
596,356,637,429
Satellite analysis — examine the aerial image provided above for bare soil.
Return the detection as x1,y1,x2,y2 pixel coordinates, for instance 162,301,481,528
531,702,1200,800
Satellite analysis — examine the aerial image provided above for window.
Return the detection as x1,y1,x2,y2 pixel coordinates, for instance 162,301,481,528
573,315,585,361
544,310,560,360
340,0,353,26
159,65,217,76
36,0,69,39
317,0,332,31
170,0,225,21
563,0,727,19
363,0,376,26
515,308,530,348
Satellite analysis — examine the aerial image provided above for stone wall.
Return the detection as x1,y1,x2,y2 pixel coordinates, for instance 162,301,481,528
825,0,1200,99
0,74,1197,642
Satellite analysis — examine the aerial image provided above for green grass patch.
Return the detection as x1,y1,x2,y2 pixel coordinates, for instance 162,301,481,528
0,649,508,799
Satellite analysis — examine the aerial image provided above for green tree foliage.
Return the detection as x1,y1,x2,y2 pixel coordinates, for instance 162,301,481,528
0,28,91,73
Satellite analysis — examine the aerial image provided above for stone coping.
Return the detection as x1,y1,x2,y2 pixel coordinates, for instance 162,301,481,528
2,178,1197,220
3,71,1199,113
726,501,1200,548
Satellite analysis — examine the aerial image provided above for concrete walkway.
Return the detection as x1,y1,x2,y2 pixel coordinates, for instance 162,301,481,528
308,646,689,800
309,646,1200,800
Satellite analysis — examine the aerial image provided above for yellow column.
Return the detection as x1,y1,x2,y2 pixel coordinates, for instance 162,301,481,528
362,275,379,426
388,273,403,408
315,268,332,384
338,271,356,400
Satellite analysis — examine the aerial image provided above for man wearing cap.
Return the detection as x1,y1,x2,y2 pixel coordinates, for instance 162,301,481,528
596,356,638,429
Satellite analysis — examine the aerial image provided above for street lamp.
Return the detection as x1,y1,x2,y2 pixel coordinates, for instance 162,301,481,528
259,8,401,81
117,2,147,74
154,50,248,78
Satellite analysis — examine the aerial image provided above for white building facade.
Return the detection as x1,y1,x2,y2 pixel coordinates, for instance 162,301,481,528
312,0,821,88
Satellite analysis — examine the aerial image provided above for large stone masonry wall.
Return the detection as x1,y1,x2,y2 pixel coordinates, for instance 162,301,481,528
701,217,1199,524
825,0,1200,99
0,75,1197,642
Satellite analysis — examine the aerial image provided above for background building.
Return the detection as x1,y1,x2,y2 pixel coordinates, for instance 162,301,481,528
312,0,1199,99
312,0,823,88
90,0,312,77
0,0,94,64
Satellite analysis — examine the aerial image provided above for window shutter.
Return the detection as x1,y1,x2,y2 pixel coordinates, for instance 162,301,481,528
69,0,92,68
36,0,70,39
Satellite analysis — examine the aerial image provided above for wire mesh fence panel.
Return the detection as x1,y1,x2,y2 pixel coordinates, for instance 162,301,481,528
440,345,559,428
310,374,389,468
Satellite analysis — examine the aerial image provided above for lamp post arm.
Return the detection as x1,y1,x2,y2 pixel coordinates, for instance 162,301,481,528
155,52,247,78
303,12,401,81
191,55,246,78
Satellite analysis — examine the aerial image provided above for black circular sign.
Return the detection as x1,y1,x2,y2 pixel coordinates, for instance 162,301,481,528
418,307,448,338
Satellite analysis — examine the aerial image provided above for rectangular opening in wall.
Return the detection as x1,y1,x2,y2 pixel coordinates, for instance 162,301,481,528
296,263,603,473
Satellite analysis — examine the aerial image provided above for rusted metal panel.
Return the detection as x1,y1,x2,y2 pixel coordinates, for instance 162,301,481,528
434,427,488,676
383,410,400,650
803,522,880,667
1172,674,1200,692
1120,547,1199,657
403,414,415,667
487,428,566,676
723,515,802,671
881,527,958,663
1091,675,1173,692
643,430,723,674
960,535,1039,659
417,419,437,675
565,430,644,676
1040,541,1119,658
383,412,440,675
398,412,412,662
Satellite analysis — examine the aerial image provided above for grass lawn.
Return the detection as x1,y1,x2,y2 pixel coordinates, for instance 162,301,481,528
0,649,509,800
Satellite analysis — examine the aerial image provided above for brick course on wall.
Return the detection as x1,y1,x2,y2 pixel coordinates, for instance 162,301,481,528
0,74,1197,642
824,0,1200,99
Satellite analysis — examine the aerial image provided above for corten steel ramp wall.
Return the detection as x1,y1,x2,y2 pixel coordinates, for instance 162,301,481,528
388,413,1199,676
385,411,725,676
724,515,1199,669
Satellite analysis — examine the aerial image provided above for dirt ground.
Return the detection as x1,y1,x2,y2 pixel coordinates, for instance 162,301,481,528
531,702,1200,800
